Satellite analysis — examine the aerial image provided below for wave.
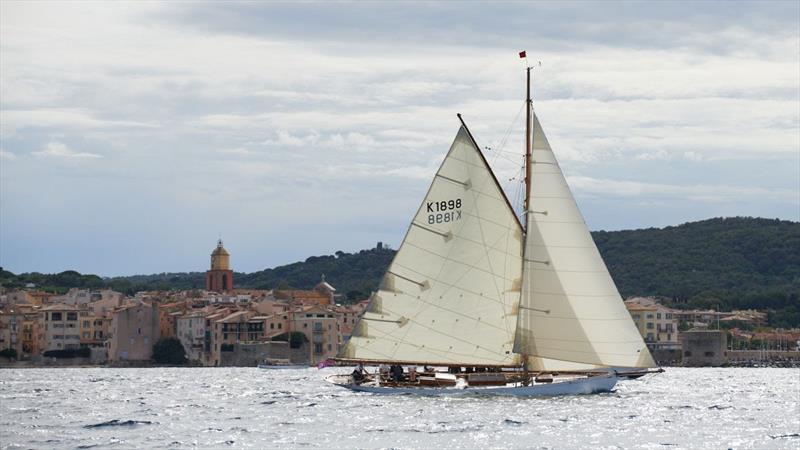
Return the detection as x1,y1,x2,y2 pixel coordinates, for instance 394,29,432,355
83,419,154,429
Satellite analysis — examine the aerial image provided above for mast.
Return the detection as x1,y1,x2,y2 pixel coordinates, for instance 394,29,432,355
524,66,532,232
520,65,533,374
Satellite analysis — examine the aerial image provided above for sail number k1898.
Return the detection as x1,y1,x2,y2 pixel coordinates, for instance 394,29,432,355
426,199,462,224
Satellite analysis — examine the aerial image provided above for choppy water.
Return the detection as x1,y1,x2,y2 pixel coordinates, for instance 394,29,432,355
1,367,798,449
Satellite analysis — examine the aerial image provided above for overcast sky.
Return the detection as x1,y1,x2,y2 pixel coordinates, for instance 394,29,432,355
1,1,798,276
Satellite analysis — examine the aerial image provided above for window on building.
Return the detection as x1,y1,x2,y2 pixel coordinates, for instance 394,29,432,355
83,321,90,328
684,351,692,357
666,313,673,319
52,312,62,321
704,351,715,357
646,314,653,319
314,343,323,354
667,333,672,341
646,322,654,329
67,312,77,321
656,313,661,319
646,333,654,341
328,344,332,351
270,323,274,329
278,323,282,329
314,322,323,331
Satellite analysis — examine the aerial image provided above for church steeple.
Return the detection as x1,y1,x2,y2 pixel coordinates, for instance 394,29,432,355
206,238,233,292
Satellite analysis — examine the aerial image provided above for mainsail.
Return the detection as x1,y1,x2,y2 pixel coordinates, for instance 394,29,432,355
514,113,656,368
340,124,524,366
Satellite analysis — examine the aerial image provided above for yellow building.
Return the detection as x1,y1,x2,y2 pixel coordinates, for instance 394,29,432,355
625,297,680,350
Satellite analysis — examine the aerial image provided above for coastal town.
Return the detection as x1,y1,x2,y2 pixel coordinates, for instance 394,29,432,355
1,240,798,369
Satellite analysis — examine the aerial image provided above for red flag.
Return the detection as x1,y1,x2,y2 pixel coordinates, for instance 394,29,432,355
519,51,526,58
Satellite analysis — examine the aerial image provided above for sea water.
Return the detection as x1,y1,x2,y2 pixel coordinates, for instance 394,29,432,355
1,367,798,449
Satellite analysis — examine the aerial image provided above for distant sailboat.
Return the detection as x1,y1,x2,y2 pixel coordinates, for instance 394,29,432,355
326,60,659,396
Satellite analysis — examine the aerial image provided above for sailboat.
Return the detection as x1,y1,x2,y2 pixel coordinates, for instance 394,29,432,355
325,61,660,396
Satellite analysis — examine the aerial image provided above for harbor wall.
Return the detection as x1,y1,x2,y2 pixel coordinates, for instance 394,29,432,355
218,341,311,367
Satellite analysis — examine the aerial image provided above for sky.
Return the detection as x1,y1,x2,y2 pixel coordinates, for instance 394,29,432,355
1,1,798,276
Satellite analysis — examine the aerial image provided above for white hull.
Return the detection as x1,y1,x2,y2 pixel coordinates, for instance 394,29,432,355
325,373,617,397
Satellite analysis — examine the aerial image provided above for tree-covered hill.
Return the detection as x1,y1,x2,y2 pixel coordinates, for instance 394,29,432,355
594,217,799,327
2,217,798,325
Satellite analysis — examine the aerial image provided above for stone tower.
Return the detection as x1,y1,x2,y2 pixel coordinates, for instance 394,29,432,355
206,239,233,292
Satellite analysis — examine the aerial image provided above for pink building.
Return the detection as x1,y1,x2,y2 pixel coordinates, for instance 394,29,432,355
109,301,160,362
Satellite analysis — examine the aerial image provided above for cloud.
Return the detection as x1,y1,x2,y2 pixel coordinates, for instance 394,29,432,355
0,149,17,161
217,147,252,156
0,1,797,275
567,175,797,204
32,142,102,159
0,109,158,138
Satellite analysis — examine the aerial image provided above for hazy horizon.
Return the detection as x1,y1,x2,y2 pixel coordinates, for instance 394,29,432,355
2,2,798,275
1,215,795,278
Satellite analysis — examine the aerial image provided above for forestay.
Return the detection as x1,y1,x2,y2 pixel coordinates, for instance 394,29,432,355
340,126,524,366
514,113,656,368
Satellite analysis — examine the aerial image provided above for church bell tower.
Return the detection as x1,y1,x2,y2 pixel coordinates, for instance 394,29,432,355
206,239,234,292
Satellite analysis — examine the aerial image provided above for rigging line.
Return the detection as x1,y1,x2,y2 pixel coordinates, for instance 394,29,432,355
492,101,526,154
365,310,511,363
401,218,523,283
466,166,515,337
486,101,525,161
408,219,521,256
376,282,510,332
361,327,509,364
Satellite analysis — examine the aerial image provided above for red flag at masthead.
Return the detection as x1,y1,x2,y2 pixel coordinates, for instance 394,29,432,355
519,50,526,58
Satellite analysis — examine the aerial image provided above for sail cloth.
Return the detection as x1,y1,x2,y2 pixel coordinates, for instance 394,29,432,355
514,113,657,368
340,126,524,366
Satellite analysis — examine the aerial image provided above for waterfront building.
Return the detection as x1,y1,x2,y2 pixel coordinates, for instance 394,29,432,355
15,306,42,356
680,329,727,366
158,302,187,339
78,310,109,348
334,301,369,340
40,303,82,351
0,307,24,355
624,297,680,349
291,305,341,365
206,239,234,292
108,301,160,362
177,312,207,363
214,310,265,357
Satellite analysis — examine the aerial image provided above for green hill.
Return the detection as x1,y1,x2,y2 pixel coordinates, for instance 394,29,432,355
2,217,798,326
594,217,799,327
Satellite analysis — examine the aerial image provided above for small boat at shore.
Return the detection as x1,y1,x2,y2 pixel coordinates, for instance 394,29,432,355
326,55,661,396
257,358,306,370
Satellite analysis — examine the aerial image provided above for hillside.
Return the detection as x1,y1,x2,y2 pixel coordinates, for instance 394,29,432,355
2,217,798,325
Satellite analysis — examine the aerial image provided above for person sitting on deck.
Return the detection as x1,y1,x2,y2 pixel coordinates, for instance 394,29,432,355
351,364,366,384
390,364,404,382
